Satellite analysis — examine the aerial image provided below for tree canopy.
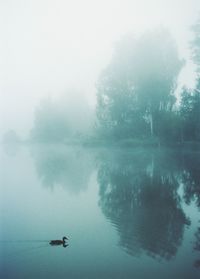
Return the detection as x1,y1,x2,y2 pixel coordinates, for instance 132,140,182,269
96,28,183,139
179,17,200,142
191,18,200,75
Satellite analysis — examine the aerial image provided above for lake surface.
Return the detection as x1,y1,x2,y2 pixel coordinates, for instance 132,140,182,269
1,144,200,279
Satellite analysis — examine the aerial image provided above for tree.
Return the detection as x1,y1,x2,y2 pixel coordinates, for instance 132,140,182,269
96,28,183,139
30,91,94,143
191,18,200,75
2,130,20,144
189,18,200,141
31,98,71,142
180,85,200,141
180,87,195,141
179,17,200,142
191,17,200,140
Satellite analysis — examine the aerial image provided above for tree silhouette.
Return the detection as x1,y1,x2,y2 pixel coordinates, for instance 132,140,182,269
98,150,189,260
96,28,183,139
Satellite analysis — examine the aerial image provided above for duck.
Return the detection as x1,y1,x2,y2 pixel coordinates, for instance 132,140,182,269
49,236,68,247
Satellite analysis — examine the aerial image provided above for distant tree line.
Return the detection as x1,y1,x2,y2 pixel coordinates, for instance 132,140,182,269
30,19,200,145
30,92,93,143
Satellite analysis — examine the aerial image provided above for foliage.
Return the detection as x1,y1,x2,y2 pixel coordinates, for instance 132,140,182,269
154,110,182,143
180,83,200,141
31,92,94,143
2,130,21,143
96,28,183,139
31,98,71,142
191,18,200,75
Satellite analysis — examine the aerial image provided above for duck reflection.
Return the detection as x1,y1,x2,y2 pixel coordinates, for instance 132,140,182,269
98,150,189,260
31,145,94,194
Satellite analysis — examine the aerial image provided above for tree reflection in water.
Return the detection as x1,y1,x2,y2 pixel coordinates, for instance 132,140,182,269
194,227,200,268
98,149,190,261
181,152,200,208
179,151,200,268
31,145,94,194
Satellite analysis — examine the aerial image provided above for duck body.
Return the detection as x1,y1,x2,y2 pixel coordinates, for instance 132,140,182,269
49,236,68,247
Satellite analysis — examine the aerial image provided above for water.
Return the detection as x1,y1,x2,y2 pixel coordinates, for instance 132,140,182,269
1,144,200,279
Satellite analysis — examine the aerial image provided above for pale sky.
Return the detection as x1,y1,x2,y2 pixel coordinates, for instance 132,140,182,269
0,0,200,137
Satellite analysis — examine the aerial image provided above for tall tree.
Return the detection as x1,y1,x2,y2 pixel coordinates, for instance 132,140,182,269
191,18,200,75
191,18,200,140
179,17,200,142
180,84,200,141
96,28,183,139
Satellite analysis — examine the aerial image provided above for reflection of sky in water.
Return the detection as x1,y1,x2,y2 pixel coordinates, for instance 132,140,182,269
1,145,200,279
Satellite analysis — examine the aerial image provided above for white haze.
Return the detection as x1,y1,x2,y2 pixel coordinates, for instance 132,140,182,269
0,0,200,138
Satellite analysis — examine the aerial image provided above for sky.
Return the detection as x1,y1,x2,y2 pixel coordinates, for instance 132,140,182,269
0,0,200,138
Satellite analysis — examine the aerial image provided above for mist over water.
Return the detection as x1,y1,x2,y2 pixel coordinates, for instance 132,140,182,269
1,145,200,279
1,1,200,278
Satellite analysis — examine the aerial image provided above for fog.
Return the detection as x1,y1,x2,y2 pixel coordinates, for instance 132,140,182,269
0,0,200,138
1,2,200,277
